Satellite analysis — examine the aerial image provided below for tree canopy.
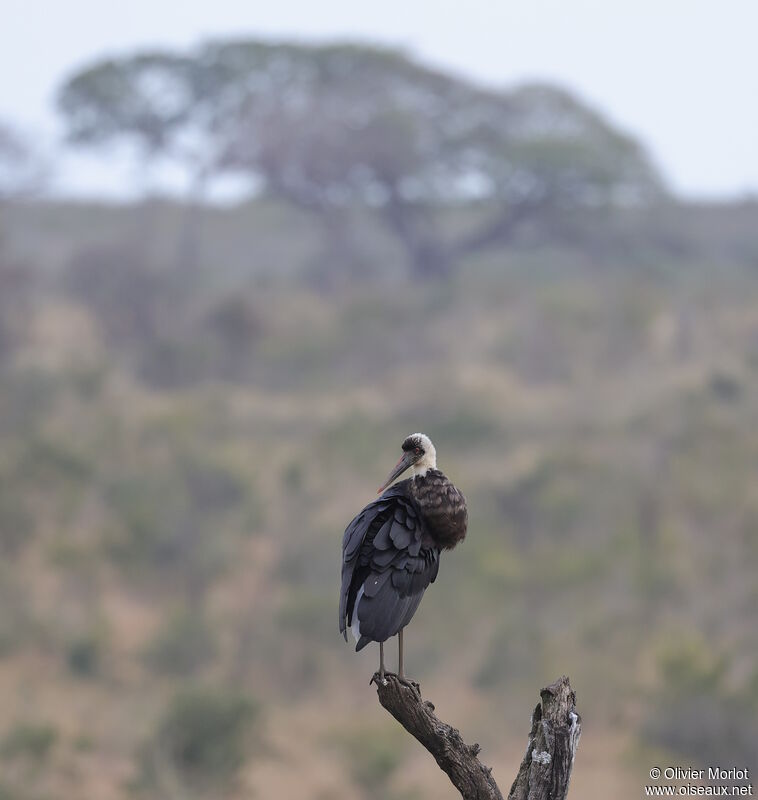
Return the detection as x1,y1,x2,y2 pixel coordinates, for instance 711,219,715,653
57,40,664,277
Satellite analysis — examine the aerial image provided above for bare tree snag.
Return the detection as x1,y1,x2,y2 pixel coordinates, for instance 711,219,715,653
507,677,581,800
371,673,581,800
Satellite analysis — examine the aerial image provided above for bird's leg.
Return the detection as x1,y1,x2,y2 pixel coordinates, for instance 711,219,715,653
379,641,385,681
395,630,418,691
398,628,404,678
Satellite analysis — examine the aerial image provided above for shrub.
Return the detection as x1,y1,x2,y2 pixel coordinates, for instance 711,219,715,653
643,635,758,765
66,633,101,677
281,461,304,491
181,459,245,513
139,687,259,790
204,295,263,354
335,724,407,798
143,611,216,677
17,435,94,487
105,454,252,575
0,491,33,556
0,575,31,658
708,370,742,402
277,589,334,640
2,723,58,761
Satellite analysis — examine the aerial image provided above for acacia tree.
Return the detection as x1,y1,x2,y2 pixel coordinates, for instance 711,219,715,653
57,54,208,184
208,42,663,276
57,53,223,268
57,41,663,279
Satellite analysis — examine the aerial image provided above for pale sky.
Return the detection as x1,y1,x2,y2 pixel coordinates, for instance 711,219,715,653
3,0,757,199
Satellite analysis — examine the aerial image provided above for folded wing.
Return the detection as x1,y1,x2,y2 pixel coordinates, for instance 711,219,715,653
339,481,440,651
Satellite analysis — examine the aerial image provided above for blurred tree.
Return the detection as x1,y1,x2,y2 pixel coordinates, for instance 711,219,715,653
0,120,46,200
56,54,206,181
57,54,215,269
57,41,664,279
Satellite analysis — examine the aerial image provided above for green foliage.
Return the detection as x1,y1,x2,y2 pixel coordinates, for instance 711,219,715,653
281,461,304,491
137,336,214,390
0,574,33,657
105,471,192,567
643,635,758,766
56,53,197,153
104,449,251,576
204,295,263,352
656,635,728,697
143,610,216,677
708,370,742,402
66,632,101,678
0,367,58,436
0,490,33,556
139,687,259,790
335,724,407,797
17,435,94,487
181,458,246,512
277,589,334,639
2,723,58,761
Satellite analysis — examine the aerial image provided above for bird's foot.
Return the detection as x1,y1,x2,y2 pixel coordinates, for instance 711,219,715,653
370,671,420,695
369,671,390,687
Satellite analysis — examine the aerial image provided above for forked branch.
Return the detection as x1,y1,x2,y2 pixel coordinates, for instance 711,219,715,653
371,673,581,800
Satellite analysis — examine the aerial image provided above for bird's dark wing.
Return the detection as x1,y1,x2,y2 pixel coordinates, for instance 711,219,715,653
339,481,439,650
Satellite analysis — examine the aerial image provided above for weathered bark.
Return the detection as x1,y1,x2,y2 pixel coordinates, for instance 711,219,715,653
507,677,581,800
371,673,580,800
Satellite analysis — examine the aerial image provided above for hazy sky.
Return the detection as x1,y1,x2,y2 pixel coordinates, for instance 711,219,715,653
3,0,757,199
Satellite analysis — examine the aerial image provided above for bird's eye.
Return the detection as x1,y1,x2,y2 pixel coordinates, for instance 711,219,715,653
414,447,421,455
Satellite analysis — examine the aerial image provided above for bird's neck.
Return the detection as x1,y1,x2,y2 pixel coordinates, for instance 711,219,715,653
412,454,437,478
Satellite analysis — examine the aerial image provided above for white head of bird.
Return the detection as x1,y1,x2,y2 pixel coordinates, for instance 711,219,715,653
377,433,437,493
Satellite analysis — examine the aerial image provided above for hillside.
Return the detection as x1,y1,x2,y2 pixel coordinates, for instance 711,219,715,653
0,198,757,799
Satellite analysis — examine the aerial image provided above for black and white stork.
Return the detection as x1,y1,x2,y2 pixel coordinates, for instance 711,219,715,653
339,433,467,679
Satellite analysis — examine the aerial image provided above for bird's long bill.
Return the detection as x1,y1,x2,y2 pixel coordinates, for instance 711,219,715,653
377,452,415,494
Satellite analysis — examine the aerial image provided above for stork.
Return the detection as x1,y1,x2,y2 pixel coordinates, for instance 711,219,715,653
339,433,467,679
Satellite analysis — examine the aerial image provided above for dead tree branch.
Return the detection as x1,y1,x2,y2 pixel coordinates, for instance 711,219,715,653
371,673,581,800
507,677,582,800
